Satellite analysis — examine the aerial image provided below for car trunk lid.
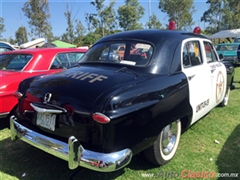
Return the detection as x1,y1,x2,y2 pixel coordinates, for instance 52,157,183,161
20,65,143,147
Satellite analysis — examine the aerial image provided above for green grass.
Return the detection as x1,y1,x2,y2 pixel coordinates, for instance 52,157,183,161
1,68,240,180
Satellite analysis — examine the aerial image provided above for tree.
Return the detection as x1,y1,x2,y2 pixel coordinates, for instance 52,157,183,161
8,37,15,45
201,0,225,34
64,2,77,44
90,0,117,36
117,0,144,31
74,19,86,46
45,30,54,42
85,13,96,33
201,1,240,34
101,0,117,35
146,13,163,29
22,0,53,40
82,32,101,46
159,0,195,30
0,17,5,38
221,1,240,29
90,0,105,36
15,26,28,45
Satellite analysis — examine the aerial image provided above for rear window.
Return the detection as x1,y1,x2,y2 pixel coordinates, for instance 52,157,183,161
79,41,153,66
0,54,32,71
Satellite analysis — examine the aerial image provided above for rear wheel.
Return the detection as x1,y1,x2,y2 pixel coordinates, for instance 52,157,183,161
144,119,181,165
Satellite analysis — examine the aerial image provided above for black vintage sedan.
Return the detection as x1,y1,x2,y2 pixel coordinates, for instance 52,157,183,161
10,29,234,172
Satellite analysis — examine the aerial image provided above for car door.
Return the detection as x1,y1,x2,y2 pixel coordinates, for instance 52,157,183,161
203,41,227,108
181,39,212,125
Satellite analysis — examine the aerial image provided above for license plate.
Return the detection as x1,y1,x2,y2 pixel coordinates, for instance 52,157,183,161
36,113,56,131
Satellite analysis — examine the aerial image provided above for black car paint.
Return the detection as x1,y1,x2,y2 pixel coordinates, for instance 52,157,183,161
16,30,230,155
221,61,235,89
18,65,191,154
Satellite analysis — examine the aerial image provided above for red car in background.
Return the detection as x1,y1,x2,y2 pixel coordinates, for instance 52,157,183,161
0,48,87,122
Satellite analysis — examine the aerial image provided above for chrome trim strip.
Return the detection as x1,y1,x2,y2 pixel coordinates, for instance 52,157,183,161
30,103,63,114
10,116,132,172
0,112,9,118
19,70,51,73
23,110,34,114
13,91,23,99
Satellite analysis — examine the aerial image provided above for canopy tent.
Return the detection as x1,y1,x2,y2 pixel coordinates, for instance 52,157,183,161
209,29,240,39
20,38,45,49
51,40,76,48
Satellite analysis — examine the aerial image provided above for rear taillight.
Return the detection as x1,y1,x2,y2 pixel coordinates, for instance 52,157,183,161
13,91,23,99
92,112,110,124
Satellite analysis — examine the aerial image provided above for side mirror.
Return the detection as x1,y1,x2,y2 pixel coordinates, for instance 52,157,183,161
218,54,224,60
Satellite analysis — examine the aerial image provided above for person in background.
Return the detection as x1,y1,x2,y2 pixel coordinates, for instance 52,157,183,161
187,42,194,53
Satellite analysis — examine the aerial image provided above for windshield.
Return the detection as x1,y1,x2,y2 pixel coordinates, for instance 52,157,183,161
216,44,239,51
79,41,153,66
0,54,32,71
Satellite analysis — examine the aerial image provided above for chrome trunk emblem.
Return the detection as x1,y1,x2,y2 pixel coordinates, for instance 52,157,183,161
44,93,52,103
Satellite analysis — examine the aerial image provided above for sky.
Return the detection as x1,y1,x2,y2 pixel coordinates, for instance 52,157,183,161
0,0,209,41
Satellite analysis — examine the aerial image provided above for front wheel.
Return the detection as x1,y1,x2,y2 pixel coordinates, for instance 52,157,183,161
144,119,181,165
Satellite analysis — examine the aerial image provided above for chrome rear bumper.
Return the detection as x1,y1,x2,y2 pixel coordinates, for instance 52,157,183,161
0,112,9,118
10,116,132,172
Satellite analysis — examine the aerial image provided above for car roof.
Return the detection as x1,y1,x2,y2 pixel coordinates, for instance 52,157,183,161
0,41,15,50
1,47,87,54
96,29,208,45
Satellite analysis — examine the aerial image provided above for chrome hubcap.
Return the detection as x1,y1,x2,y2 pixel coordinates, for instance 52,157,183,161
223,88,230,105
161,121,178,155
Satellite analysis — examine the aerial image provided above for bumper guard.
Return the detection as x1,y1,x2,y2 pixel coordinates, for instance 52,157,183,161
10,116,132,172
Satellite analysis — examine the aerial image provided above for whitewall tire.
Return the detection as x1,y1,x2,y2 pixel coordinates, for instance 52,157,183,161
144,119,181,165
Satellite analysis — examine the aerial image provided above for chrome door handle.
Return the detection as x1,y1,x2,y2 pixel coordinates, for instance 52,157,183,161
188,75,195,80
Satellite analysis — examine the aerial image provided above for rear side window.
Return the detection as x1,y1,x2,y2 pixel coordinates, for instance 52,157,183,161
51,52,85,69
0,54,32,70
79,41,153,66
182,41,202,67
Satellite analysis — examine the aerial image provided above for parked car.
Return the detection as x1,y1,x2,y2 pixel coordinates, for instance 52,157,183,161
10,29,234,172
234,36,240,43
216,43,240,64
0,48,87,121
0,41,16,52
